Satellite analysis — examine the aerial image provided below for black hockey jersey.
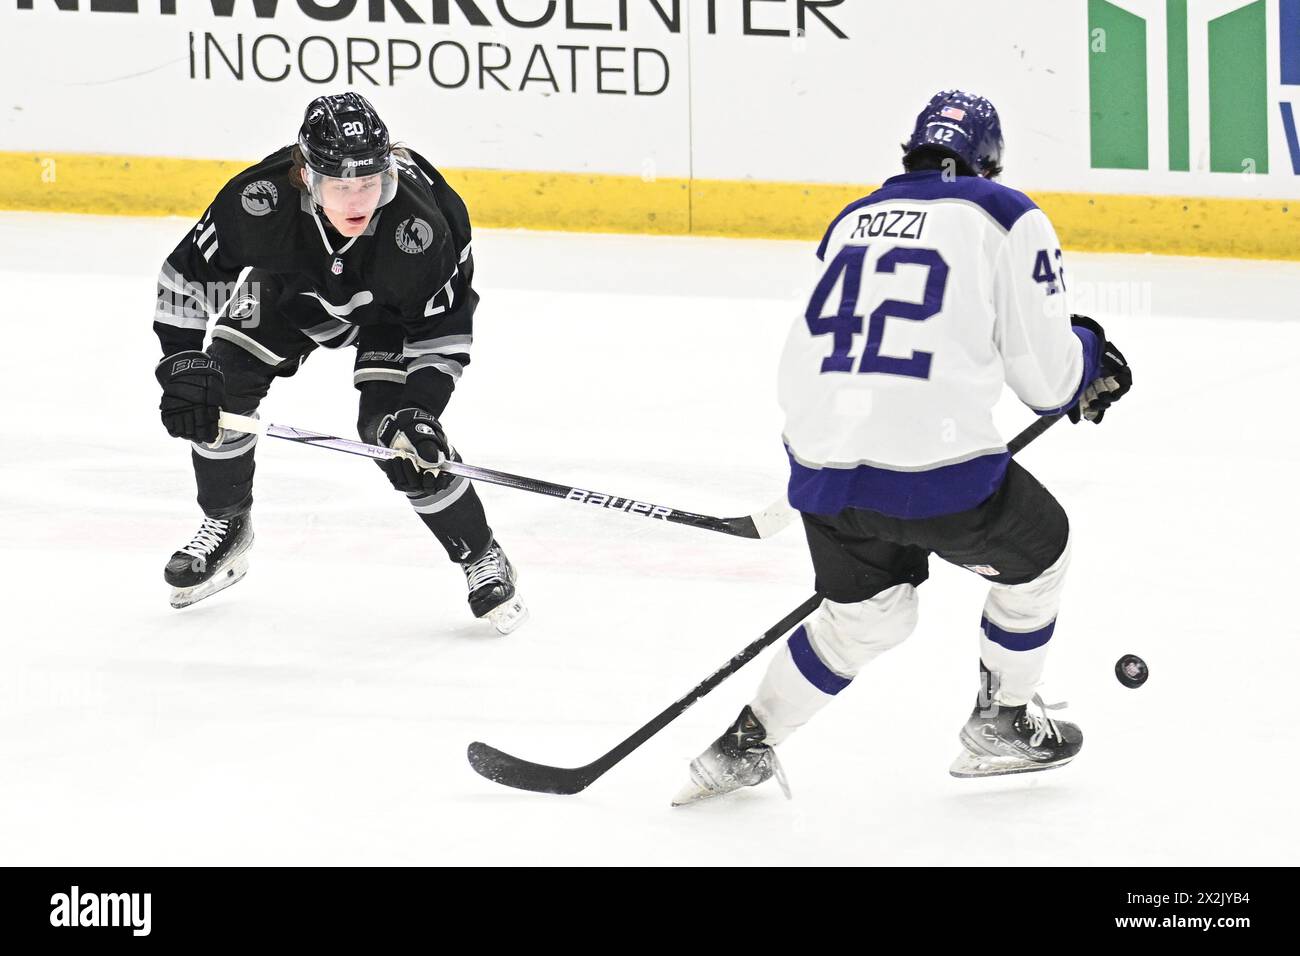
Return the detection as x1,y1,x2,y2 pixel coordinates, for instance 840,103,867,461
153,145,476,416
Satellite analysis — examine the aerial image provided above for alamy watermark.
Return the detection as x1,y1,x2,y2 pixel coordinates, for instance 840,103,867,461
50,886,151,937
158,280,261,329
1045,279,1153,322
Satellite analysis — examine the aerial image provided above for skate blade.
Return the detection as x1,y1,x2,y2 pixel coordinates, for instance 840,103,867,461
484,596,529,635
671,774,785,807
949,749,1076,779
168,555,249,609
671,781,726,807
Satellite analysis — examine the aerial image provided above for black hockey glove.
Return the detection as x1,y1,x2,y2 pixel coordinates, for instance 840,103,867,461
376,408,455,494
1068,315,1132,424
155,350,225,443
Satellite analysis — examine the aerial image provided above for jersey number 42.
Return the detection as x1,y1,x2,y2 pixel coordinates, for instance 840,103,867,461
805,245,948,379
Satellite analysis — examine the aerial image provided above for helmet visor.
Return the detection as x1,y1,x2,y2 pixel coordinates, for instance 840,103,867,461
304,156,399,216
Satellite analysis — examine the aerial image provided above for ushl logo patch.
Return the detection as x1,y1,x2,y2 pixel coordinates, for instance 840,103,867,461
240,180,278,217
228,293,258,321
332,257,344,275
964,564,1000,577
396,217,434,254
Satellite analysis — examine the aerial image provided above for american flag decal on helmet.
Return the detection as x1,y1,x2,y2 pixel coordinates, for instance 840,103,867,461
940,106,967,121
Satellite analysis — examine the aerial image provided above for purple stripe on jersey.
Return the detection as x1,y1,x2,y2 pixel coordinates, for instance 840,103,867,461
981,615,1055,652
1031,325,1103,417
787,450,1009,520
789,625,853,695
816,171,1038,259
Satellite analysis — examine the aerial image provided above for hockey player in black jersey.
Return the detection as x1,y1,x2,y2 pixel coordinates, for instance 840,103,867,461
153,93,526,634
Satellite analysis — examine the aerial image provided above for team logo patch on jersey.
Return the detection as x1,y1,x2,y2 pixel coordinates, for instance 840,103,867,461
227,293,258,321
963,564,1001,577
396,217,433,255
240,180,279,217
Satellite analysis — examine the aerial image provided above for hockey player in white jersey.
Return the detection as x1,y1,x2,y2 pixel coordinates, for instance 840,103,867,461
674,90,1132,804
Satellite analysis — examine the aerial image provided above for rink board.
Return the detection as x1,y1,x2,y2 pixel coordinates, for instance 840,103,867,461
2,1,1299,258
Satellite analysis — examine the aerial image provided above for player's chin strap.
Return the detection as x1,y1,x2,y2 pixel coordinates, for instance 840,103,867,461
217,411,793,540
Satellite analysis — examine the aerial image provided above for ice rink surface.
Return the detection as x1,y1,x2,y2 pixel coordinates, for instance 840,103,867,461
1,209,1298,866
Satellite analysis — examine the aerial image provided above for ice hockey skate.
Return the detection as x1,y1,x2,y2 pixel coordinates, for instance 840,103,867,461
672,705,791,806
165,513,253,609
949,693,1083,778
462,539,528,635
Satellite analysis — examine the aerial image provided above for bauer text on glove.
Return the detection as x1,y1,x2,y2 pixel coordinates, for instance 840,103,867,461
1067,315,1132,424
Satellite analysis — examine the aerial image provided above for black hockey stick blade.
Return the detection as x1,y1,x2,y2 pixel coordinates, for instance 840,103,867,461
467,742,599,796
467,593,824,795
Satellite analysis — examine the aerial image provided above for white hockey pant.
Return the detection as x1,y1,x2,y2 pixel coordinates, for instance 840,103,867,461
978,540,1071,706
751,584,919,746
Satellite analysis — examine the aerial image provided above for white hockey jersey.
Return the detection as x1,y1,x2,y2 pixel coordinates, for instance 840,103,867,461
780,170,1101,519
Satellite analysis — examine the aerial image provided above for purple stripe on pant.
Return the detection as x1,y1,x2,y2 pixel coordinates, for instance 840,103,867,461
789,625,853,695
981,615,1055,651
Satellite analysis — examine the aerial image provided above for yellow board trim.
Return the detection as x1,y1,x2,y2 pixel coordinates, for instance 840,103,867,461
1,150,1295,260
439,166,691,236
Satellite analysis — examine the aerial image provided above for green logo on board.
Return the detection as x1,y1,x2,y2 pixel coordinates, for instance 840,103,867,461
1088,0,1279,173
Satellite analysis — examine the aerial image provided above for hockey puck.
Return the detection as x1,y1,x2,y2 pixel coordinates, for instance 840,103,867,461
1115,654,1148,688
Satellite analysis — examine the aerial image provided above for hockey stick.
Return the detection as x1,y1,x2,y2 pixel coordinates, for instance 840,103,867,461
1007,411,1065,455
468,593,825,795
217,411,794,539
465,413,1068,795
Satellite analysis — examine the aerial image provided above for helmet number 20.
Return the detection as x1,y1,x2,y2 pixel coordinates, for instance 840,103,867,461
804,245,949,379
341,121,365,137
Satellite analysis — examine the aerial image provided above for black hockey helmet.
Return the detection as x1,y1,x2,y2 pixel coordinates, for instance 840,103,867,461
297,93,399,208
299,93,390,176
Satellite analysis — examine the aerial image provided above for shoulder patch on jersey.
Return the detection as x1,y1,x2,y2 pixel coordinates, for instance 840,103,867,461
395,217,434,254
227,292,258,321
240,180,279,217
